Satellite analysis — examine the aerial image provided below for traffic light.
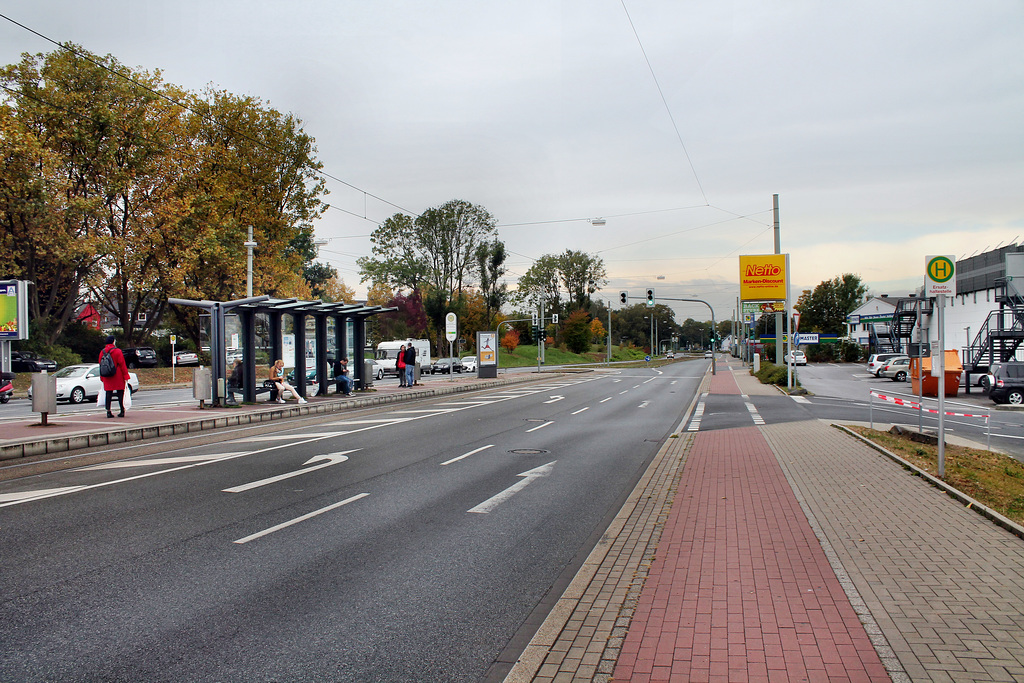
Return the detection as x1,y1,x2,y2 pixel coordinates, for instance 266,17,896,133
551,313,559,324
646,288,655,307
535,326,544,345
619,291,628,305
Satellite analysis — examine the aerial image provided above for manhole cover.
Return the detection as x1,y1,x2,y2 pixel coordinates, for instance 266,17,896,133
509,448,549,455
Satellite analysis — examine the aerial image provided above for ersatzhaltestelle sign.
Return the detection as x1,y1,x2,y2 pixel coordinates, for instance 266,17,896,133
739,254,788,301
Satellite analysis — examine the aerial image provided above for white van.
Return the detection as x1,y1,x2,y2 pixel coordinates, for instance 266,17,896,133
375,339,431,376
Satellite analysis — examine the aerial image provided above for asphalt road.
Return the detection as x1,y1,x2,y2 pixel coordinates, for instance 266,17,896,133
0,363,705,682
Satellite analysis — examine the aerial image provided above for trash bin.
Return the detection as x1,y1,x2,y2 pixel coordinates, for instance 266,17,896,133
363,359,375,388
31,372,57,414
911,351,961,397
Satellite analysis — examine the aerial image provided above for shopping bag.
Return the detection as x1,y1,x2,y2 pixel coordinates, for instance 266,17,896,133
97,388,106,408
123,387,132,410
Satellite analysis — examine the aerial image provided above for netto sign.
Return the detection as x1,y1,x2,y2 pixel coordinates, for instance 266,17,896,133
739,254,788,301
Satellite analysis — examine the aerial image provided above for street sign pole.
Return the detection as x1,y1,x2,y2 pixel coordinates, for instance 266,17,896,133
926,255,956,478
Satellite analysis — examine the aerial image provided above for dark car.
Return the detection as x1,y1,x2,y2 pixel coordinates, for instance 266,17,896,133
122,346,158,369
988,362,1024,405
11,350,58,373
430,357,463,374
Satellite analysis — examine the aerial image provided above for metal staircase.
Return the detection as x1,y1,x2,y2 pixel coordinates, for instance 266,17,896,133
888,297,932,355
868,322,895,353
963,278,1024,373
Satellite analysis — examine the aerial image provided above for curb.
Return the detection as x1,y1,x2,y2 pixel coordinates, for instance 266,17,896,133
833,423,1024,542
0,374,545,462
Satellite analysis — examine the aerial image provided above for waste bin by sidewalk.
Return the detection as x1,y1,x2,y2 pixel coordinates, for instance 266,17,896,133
911,350,961,397
362,360,375,388
31,372,57,414
193,366,212,402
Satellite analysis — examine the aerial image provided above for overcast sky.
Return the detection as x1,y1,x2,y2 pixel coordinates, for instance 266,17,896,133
3,1,1022,321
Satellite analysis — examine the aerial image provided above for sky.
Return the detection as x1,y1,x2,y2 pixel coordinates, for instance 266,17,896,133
2,1,1022,323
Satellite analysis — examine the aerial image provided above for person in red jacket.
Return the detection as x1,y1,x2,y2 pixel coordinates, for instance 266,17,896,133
99,335,131,418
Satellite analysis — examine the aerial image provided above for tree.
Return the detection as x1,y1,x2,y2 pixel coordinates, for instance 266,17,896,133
590,317,606,343
513,254,562,315
476,240,508,329
563,310,592,354
558,250,607,311
795,274,868,335
513,250,606,317
501,328,520,353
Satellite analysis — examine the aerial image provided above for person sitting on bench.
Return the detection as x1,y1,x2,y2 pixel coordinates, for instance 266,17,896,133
270,359,307,404
334,356,353,396
227,358,243,404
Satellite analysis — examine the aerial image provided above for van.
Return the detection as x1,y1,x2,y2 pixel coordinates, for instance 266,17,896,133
374,339,430,376
988,362,1024,405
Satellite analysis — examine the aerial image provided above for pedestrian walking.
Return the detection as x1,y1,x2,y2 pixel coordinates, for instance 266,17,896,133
98,335,131,418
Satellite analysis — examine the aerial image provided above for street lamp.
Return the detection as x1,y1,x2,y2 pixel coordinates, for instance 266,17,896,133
244,226,257,297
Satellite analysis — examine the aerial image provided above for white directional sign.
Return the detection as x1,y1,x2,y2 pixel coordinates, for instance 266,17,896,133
223,450,357,493
468,461,556,514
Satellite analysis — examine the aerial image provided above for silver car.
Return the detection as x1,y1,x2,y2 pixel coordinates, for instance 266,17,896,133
28,363,140,404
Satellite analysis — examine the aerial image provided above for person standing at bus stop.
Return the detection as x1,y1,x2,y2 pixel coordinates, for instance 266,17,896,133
397,344,407,387
403,343,416,387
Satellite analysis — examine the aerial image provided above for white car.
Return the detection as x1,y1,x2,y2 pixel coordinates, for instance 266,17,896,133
27,363,140,404
704,351,714,359
866,353,907,377
785,350,807,365
461,356,477,372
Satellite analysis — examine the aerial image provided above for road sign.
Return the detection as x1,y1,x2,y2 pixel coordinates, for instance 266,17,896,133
925,255,956,296
445,312,458,342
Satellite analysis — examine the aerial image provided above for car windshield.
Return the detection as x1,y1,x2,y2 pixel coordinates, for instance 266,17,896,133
55,366,88,378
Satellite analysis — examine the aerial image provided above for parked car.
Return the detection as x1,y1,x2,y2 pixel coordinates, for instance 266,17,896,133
879,356,911,382
988,362,1024,405
867,353,907,377
11,350,58,373
122,346,158,369
430,357,463,374
172,350,200,366
461,356,478,372
27,363,140,404
704,350,714,359
785,350,807,365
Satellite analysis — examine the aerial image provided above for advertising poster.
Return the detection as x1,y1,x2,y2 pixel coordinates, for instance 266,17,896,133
479,332,496,365
739,254,788,301
0,281,25,340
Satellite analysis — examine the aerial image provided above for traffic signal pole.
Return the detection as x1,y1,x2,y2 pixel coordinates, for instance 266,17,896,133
620,292,717,375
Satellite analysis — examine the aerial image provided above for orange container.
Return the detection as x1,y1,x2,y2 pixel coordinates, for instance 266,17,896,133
910,351,962,397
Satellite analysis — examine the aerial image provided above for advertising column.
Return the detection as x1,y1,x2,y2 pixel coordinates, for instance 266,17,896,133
477,331,498,378
0,280,30,375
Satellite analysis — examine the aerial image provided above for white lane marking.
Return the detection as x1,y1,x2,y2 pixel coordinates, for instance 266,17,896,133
619,390,628,395
468,461,556,514
687,394,708,432
643,377,658,384
745,401,766,425
526,421,554,433
223,450,358,493
613,379,622,383
79,454,231,470
638,401,650,409
791,395,811,404
543,395,565,404
600,397,613,403
233,493,369,544
441,445,494,466
571,407,589,415
670,380,677,385
235,432,350,442
0,486,87,503
633,385,641,389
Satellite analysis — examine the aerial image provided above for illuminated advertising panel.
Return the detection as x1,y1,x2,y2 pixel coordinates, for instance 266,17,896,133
739,254,788,301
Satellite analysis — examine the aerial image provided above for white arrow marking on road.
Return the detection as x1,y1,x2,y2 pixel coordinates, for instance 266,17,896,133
543,395,565,404
223,450,358,493
468,461,556,514
638,401,650,408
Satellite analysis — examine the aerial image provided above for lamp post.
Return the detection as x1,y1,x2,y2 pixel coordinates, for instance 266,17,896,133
244,227,257,298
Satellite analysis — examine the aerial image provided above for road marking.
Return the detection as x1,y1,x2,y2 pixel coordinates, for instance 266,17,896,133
0,486,87,503
526,421,554,433
638,401,650,409
543,395,565,404
235,431,350,442
745,401,766,425
571,407,589,415
600,397,613,403
233,493,369,544
223,450,358,493
79,454,232,470
633,385,641,389
687,394,707,431
468,461,556,514
791,395,811,404
441,445,494,466
619,390,628,395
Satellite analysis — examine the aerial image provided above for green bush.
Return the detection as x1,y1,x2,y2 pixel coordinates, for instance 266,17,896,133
752,361,799,387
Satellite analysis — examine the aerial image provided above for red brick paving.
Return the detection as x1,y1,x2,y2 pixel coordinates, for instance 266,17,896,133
614,377,888,682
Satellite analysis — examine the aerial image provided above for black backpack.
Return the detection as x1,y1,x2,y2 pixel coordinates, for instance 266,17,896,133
99,350,116,378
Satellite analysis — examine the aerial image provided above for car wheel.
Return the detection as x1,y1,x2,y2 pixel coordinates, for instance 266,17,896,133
1009,391,1024,405
981,376,991,390
895,371,907,382
70,386,86,404
376,369,384,381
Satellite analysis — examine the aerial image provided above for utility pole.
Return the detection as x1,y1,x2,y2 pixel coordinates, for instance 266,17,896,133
773,194,783,366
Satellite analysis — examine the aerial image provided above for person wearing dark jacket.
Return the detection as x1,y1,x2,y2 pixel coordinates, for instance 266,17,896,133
99,335,131,418
403,344,417,387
